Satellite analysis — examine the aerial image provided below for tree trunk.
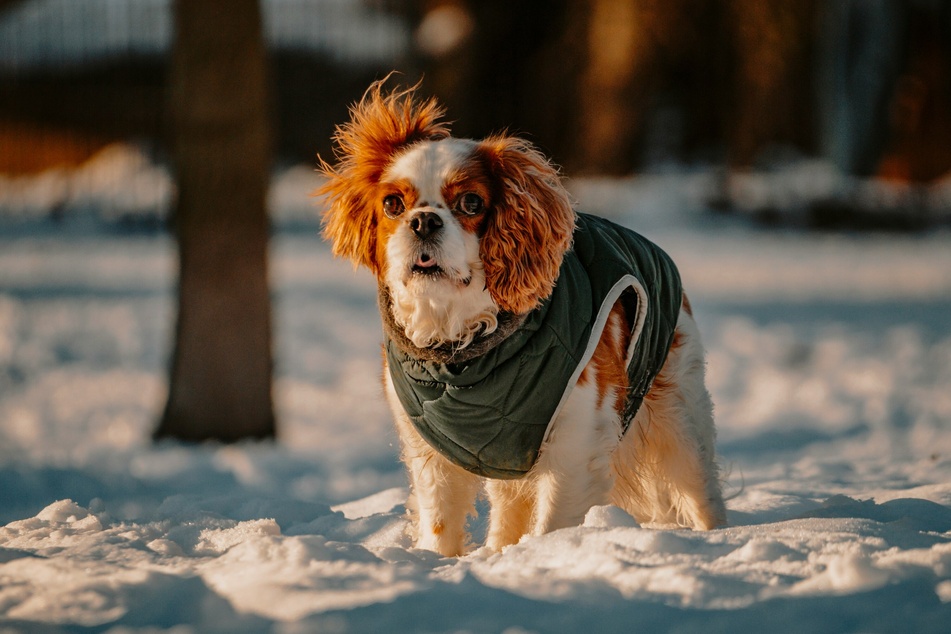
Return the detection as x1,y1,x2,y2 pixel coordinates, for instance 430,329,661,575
156,0,275,442
817,0,904,177
727,0,817,167
570,0,729,173
572,0,646,174
413,0,576,164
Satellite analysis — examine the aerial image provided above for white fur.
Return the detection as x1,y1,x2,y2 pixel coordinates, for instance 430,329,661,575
383,140,499,349
385,227,498,350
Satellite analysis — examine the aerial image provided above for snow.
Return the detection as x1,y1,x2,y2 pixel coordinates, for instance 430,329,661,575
2,155,951,631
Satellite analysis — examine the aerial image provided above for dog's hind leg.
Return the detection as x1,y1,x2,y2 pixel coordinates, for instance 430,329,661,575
531,380,623,535
528,301,631,535
611,310,726,529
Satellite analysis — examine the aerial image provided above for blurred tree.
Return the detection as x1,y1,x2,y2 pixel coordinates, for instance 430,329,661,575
394,0,951,181
727,0,817,167
571,0,646,173
816,0,951,183
408,0,579,166
572,0,730,173
817,1,904,177
405,0,757,172
872,3,951,183
408,0,736,173
155,0,276,442
572,0,817,173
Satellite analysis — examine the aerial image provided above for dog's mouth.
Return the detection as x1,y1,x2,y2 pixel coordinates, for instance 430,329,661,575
407,252,471,286
412,253,443,276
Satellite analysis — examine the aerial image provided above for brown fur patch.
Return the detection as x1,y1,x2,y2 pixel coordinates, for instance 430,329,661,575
682,292,693,317
585,301,633,417
475,136,576,314
317,79,450,273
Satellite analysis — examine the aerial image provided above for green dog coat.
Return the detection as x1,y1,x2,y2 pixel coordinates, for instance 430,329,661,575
383,213,683,479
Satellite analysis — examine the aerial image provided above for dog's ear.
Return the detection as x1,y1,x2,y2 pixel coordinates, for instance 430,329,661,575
478,135,576,314
318,79,450,272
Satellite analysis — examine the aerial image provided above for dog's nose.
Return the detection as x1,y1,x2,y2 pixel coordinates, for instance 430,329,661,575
410,211,443,240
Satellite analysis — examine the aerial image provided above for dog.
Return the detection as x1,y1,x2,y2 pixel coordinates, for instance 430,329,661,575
319,81,726,556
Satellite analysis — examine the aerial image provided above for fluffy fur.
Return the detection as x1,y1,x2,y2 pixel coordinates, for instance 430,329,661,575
320,80,727,556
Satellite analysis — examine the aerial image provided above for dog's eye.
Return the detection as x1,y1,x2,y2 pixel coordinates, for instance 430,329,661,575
382,195,405,219
455,192,484,216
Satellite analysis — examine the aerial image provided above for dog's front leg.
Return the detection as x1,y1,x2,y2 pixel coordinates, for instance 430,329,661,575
385,373,479,556
405,448,479,556
485,479,534,551
400,435,479,557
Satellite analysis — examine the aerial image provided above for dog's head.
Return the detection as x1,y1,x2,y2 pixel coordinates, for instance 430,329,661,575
319,80,575,349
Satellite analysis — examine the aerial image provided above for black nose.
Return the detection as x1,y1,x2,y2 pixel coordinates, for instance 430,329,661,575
410,211,443,240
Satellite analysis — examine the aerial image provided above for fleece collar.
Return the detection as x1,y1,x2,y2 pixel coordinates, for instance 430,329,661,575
378,284,526,365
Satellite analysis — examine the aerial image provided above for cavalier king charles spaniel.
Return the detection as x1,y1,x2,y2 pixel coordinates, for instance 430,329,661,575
319,80,726,556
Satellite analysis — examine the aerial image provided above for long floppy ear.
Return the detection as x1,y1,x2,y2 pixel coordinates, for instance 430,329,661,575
478,135,576,314
317,79,450,272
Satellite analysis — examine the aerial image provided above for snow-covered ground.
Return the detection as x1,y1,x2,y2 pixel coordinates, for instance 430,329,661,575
2,159,951,632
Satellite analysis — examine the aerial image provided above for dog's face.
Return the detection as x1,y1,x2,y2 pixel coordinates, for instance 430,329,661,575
320,82,575,348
